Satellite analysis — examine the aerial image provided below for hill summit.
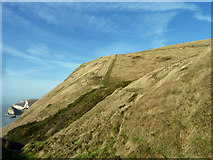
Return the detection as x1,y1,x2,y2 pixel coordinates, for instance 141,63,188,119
2,39,211,158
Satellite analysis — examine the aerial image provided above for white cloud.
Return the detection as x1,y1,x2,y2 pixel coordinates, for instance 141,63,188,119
26,43,91,62
3,44,47,65
27,43,50,57
3,67,55,76
4,2,210,41
14,2,204,36
8,1,209,51
141,11,179,36
81,2,199,12
3,6,79,49
3,44,81,76
194,12,211,22
38,2,198,13
152,38,168,49
47,60,80,68
17,3,117,34
3,7,46,38
131,11,178,49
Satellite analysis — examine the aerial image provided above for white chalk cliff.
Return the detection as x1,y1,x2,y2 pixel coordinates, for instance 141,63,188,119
8,99,37,115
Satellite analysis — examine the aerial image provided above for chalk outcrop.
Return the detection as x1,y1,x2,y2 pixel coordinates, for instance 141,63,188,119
8,99,38,115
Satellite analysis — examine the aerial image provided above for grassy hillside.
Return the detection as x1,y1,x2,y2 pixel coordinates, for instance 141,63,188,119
5,81,130,145
2,39,211,158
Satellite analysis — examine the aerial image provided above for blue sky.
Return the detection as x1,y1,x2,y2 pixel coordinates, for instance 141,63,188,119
2,2,211,105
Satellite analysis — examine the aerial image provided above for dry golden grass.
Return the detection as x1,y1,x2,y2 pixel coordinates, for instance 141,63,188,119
2,39,211,158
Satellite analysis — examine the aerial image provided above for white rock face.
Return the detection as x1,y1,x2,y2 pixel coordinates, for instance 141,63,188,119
8,99,37,115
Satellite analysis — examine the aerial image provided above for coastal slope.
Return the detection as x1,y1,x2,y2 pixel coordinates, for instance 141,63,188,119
2,39,211,158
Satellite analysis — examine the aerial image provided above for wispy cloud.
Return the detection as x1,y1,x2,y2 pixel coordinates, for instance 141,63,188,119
3,7,46,39
3,67,55,77
152,38,168,49
47,60,80,68
76,2,199,12
13,2,205,38
3,5,80,50
194,12,211,22
3,44,81,76
8,2,209,52
4,2,210,44
27,43,50,57
3,44,47,66
128,11,178,49
141,11,179,36
17,3,117,34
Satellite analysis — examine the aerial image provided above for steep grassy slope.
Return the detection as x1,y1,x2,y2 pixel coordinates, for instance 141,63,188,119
2,39,209,137
2,39,211,158
5,81,130,146
2,55,116,136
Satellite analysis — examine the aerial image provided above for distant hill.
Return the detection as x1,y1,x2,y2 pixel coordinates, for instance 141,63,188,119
2,39,211,158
